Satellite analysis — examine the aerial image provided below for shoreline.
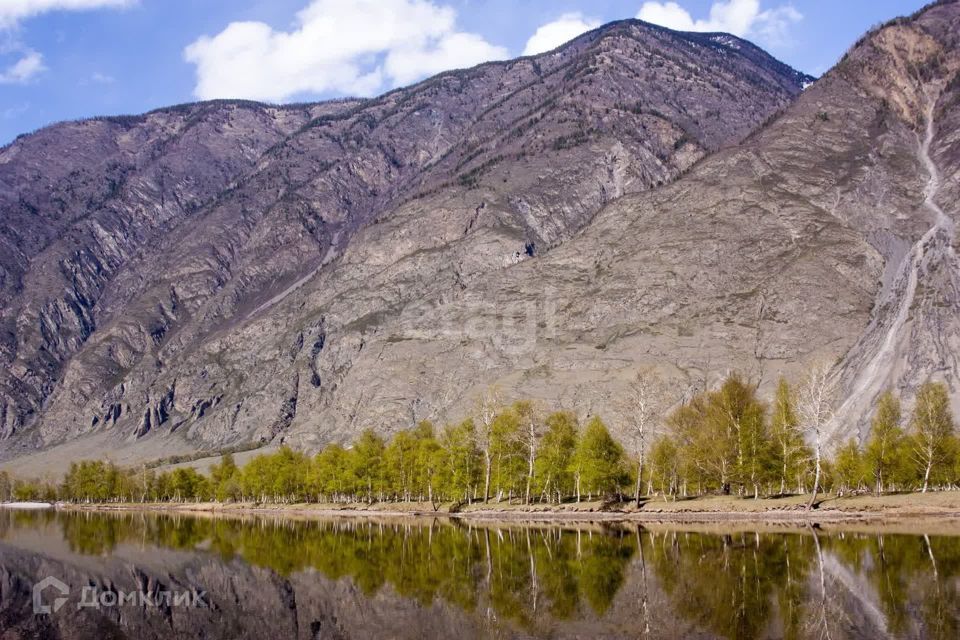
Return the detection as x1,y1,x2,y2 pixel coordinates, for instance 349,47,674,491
49,492,960,525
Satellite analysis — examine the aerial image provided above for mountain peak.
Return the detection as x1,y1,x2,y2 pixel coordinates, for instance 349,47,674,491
4,4,955,470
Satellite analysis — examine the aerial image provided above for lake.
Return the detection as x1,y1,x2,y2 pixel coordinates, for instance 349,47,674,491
0,510,957,639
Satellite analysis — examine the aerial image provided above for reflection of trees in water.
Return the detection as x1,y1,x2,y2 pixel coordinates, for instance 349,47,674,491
820,531,960,640
40,512,636,630
649,529,815,639
646,527,960,640
0,508,56,542
5,509,959,638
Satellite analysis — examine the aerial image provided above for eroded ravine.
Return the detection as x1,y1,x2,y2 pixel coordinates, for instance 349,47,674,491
832,95,959,441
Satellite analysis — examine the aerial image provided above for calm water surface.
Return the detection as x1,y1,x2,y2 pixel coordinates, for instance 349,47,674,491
0,510,957,639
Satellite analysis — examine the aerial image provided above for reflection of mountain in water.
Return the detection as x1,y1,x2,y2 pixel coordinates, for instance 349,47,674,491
0,511,958,639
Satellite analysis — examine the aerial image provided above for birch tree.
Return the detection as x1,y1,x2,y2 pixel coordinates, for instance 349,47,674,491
514,400,545,504
572,416,628,500
864,390,904,494
474,387,502,502
797,363,837,510
535,411,578,503
909,382,955,492
625,369,662,505
770,377,809,495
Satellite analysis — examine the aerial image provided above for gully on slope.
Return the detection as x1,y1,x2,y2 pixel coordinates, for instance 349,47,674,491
831,93,959,441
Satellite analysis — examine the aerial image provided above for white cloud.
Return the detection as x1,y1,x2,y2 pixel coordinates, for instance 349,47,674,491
751,5,802,45
0,0,133,29
90,71,114,83
636,0,801,46
522,12,601,56
0,50,45,83
183,0,509,102
0,0,132,87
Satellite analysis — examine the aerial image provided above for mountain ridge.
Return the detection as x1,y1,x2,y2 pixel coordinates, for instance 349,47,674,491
4,4,957,472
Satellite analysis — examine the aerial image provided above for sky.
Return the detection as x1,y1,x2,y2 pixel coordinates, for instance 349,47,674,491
0,0,931,145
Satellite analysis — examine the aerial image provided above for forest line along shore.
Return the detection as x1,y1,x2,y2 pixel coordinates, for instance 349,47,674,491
32,491,960,525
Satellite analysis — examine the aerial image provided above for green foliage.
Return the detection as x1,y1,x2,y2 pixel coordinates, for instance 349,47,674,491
11,375,959,506
535,411,578,502
310,443,350,499
769,378,811,494
832,439,868,493
865,391,909,493
711,374,772,496
490,405,525,500
572,417,628,499
385,429,419,500
439,419,481,503
350,429,386,502
909,382,957,491
666,373,774,496
210,453,241,502
0,471,11,502
61,461,141,502
170,467,211,501
241,447,309,502
648,436,680,496
12,479,47,502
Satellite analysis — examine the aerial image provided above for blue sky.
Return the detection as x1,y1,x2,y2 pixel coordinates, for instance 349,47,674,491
0,0,930,144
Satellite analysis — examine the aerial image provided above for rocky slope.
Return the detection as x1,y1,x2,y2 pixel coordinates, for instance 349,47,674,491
341,0,960,448
4,2,960,468
287,0,960,451
0,19,813,463
146,0,959,458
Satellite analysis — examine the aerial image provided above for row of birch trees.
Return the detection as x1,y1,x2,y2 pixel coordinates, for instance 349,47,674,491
4,369,958,507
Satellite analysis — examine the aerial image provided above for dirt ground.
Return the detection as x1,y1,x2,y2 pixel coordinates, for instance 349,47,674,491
57,491,960,527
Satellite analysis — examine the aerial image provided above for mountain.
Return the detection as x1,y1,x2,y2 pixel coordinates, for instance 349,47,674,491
0,19,813,467
272,0,960,453
9,1,959,468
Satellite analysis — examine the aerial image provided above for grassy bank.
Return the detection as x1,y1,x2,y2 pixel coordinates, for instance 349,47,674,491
59,491,960,523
